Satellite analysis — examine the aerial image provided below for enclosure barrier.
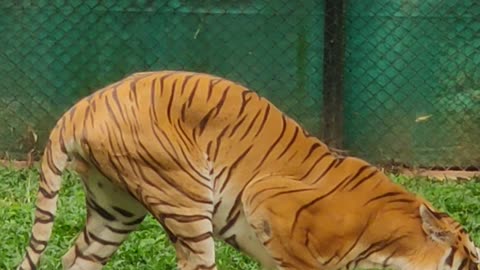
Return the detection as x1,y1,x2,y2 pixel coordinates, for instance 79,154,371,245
0,0,478,174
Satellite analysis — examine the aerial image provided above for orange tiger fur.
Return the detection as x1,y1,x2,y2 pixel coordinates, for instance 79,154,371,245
17,71,479,270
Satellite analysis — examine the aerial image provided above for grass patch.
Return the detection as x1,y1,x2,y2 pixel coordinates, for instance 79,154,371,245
1,167,479,269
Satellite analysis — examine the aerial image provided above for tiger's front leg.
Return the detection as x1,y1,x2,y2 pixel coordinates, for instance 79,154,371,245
150,205,217,270
171,225,217,270
142,181,217,270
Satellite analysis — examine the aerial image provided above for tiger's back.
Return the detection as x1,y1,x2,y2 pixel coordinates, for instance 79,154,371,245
17,71,480,270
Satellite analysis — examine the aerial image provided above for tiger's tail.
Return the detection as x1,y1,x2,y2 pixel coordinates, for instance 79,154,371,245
17,127,69,270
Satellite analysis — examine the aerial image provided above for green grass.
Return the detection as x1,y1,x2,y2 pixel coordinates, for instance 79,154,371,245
1,166,479,270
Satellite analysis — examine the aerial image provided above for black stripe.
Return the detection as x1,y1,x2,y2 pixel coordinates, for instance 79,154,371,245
88,231,122,246
333,216,372,265
25,251,37,270
298,152,330,180
104,95,123,134
213,200,222,215
219,211,240,235
237,91,252,117
212,124,231,162
145,195,176,207
129,80,138,107
334,156,346,167
246,185,288,209
206,79,217,102
253,115,287,171
254,104,270,137
178,239,199,253
457,258,467,270
91,99,97,112
225,235,240,250
225,173,260,222
111,87,128,125
152,127,212,191
353,235,408,267
194,263,217,270
386,198,415,204
382,248,398,268
212,86,230,117
179,231,213,243
106,224,135,234
112,206,135,218
150,77,160,123
239,109,262,141
348,170,379,191
83,105,92,132
83,227,91,245
229,114,248,137
277,126,299,159
248,187,315,215
45,144,62,175
339,165,371,191
166,78,178,124
219,145,254,192
133,122,212,203
176,119,196,148
34,207,55,223
28,235,47,253
162,214,211,223
58,129,68,154
86,198,116,221
291,173,354,234
104,125,126,172
38,186,58,199
312,158,337,184
123,216,146,226
68,106,77,121
364,191,403,206
198,107,217,136
180,74,195,95
302,143,322,163
446,247,456,266
180,103,187,122
186,78,201,108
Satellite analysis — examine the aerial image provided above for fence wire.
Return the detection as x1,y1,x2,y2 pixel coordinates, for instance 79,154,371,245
0,0,479,171
0,0,325,161
344,0,480,170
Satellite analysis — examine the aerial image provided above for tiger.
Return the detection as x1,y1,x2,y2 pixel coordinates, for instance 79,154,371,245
16,70,479,270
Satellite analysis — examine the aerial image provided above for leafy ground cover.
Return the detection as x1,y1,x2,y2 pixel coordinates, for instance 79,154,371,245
1,166,479,269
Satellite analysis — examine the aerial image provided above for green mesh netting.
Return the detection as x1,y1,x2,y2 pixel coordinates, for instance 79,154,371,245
0,1,324,160
344,0,480,168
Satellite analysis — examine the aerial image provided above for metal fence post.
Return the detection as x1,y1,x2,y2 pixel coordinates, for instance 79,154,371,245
322,0,345,149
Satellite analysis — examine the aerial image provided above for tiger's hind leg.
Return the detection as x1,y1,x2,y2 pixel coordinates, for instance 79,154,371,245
61,167,147,270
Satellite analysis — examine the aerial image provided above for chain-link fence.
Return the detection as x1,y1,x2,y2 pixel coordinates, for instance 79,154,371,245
0,0,325,160
0,1,479,172
344,0,480,171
